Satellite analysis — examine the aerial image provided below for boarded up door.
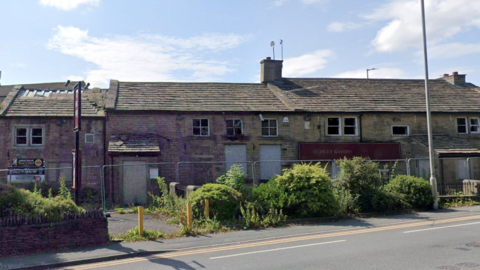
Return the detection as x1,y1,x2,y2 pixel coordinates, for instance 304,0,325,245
417,159,430,178
123,161,147,205
259,145,281,180
225,145,247,173
456,159,469,180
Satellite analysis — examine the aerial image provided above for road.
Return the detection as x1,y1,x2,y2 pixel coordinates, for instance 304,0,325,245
61,212,480,270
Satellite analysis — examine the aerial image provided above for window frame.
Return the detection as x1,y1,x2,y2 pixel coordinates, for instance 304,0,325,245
14,125,45,147
470,117,480,134
391,125,410,136
226,119,243,137
327,117,342,136
343,117,358,137
192,118,210,137
261,119,278,137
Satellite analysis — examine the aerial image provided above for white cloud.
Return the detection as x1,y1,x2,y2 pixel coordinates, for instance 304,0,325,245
334,67,407,79
327,21,362,33
427,43,480,59
283,50,333,77
365,0,480,52
47,26,249,87
40,0,99,10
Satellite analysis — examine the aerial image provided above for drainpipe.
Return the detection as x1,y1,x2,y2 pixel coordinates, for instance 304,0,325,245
359,114,363,142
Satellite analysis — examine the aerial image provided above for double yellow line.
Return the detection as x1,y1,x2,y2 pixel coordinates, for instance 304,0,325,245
66,214,480,270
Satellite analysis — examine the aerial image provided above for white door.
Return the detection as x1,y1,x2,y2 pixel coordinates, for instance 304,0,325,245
456,159,469,180
123,161,147,205
259,145,282,180
225,145,247,173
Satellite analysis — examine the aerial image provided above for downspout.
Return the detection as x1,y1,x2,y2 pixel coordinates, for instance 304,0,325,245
359,114,363,142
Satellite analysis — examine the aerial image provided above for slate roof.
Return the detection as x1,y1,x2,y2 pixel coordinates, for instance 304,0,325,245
271,78,480,113
110,81,292,112
411,135,480,157
0,82,106,117
108,134,160,153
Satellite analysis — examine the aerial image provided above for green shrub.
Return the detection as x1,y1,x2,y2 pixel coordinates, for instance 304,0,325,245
335,189,360,215
0,183,83,221
274,163,338,217
240,201,286,229
216,165,247,192
251,178,288,211
334,157,385,212
386,175,433,209
187,184,241,221
370,187,409,212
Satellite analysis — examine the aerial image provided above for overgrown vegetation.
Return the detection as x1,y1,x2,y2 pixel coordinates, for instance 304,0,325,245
111,226,165,242
0,179,84,221
143,158,475,241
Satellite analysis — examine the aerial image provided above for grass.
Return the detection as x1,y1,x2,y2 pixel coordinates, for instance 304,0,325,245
111,226,165,242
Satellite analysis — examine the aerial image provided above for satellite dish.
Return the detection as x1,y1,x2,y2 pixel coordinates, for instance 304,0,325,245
270,41,275,47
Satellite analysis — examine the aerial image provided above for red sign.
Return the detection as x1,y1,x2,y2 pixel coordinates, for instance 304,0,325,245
298,143,402,160
74,88,81,130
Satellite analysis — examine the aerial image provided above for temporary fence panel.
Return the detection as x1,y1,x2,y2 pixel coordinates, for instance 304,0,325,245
176,161,253,185
102,162,177,209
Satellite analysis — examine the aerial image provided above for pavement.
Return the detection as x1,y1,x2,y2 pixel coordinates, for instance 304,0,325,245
2,206,480,270
107,212,180,235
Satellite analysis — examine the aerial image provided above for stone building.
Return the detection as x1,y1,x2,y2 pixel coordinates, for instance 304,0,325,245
0,82,107,187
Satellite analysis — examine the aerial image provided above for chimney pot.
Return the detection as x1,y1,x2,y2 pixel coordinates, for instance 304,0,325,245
443,74,449,77
266,57,271,60
452,71,458,75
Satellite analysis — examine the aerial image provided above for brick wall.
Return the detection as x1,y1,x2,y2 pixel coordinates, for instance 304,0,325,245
0,216,108,257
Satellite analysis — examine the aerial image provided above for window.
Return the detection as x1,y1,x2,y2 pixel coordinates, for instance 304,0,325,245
392,126,409,136
457,118,467,134
261,119,278,137
327,117,341,136
193,119,209,136
470,118,480,134
344,118,357,136
226,120,243,136
14,126,44,147
85,134,94,143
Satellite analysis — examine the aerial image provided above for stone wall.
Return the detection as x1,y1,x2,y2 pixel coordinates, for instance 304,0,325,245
0,215,108,257
0,117,105,187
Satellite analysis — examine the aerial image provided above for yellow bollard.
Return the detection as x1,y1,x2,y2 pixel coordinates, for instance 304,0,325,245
205,199,210,219
138,206,144,236
186,203,193,231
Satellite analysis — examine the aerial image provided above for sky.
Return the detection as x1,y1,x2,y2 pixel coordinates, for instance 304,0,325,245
1,0,480,88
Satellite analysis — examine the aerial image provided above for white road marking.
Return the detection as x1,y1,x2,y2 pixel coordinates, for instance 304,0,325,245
403,221,480,234
209,240,346,260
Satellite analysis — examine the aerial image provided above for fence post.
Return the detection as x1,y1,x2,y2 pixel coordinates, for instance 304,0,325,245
205,199,209,219
138,206,144,236
187,203,193,231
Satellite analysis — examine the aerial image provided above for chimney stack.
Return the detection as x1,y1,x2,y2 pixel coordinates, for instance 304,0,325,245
260,57,283,83
443,71,466,85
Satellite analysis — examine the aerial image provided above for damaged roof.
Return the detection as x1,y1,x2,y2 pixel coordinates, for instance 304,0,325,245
0,82,106,117
108,134,160,153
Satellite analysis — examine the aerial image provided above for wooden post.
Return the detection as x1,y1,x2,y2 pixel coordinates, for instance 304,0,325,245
205,199,210,219
138,206,144,236
187,203,193,231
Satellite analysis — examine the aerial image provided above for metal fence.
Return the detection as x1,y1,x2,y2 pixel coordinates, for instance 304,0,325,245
0,166,103,209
